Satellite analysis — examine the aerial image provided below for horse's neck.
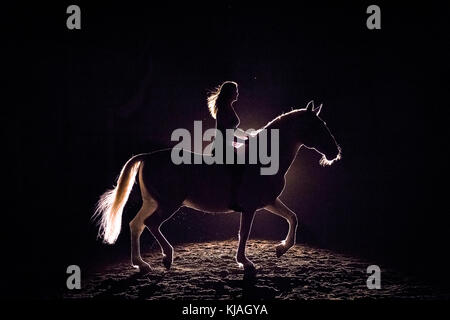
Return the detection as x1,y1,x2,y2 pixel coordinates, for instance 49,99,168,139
278,132,301,176
266,115,302,177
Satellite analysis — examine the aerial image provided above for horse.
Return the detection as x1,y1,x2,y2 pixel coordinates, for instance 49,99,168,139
93,100,341,274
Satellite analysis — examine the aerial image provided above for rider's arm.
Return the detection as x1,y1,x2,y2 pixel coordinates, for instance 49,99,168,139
234,128,258,140
234,128,249,140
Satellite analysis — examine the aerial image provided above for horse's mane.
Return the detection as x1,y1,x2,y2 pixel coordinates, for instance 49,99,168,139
262,108,306,130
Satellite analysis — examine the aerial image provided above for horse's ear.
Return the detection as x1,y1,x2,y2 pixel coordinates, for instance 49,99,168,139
306,100,314,112
313,103,322,115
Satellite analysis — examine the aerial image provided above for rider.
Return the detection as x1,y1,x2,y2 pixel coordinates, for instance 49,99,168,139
207,81,248,211
207,81,248,153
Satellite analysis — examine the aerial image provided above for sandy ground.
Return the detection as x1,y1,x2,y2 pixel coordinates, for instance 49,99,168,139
65,240,449,300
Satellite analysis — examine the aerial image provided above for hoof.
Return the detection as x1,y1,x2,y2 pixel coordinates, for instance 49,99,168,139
138,262,152,275
243,269,257,282
244,263,257,276
162,253,173,270
276,242,293,258
237,258,257,275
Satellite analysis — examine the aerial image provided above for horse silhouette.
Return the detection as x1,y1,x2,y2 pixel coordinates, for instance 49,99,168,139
94,101,341,274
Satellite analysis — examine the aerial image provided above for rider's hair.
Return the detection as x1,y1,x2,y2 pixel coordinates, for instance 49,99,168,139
207,81,238,119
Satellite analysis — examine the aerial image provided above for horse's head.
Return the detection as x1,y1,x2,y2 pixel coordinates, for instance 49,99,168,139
300,101,341,166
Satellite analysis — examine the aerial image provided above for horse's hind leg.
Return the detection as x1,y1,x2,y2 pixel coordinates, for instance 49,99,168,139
265,198,298,257
129,197,157,273
144,207,178,270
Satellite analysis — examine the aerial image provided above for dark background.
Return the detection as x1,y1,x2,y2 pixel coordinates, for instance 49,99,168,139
3,2,448,298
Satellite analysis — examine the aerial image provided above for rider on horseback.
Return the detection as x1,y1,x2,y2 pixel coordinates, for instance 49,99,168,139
207,81,250,211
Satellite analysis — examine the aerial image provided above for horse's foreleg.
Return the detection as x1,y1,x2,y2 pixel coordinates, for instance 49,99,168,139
145,209,175,270
129,198,157,274
265,198,298,257
236,210,256,274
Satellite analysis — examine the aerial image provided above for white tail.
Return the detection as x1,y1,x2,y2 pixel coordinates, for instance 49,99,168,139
93,155,143,244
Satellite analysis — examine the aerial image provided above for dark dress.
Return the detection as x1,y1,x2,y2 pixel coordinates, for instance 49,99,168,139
213,105,245,211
